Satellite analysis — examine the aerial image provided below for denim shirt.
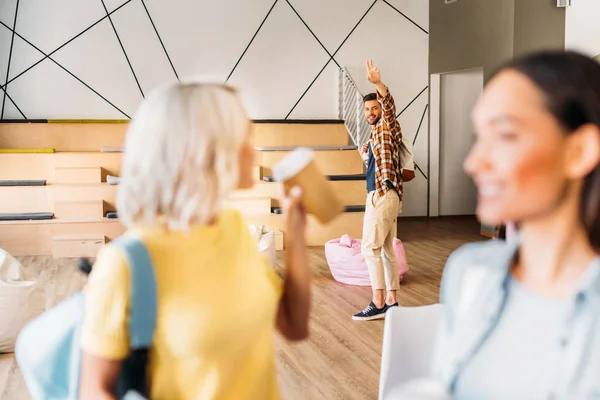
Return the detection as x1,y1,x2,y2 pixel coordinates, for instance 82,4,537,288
431,238,600,399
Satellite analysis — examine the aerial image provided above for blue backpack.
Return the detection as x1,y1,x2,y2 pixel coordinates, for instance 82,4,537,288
15,236,157,400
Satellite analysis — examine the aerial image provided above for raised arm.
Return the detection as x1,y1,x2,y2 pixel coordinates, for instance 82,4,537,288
366,59,400,140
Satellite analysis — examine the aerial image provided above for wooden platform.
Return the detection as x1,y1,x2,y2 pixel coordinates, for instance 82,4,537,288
0,153,120,181
0,217,484,400
257,148,363,176
0,121,366,257
0,121,349,151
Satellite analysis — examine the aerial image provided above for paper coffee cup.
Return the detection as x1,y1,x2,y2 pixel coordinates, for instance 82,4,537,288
272,148,344,224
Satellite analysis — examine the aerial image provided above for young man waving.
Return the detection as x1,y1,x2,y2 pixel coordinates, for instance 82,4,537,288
353,59,403,321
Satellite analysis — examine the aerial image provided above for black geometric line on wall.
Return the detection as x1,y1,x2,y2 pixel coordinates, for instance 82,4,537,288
0,21,131,119
225,0,279,83
1,0,19,119
0,86,26,118
285,0,340,69
0,0,132,92
140,0,179,81
101,0,144,97
382,0,428,35
396,86,427,118
415,163,427,180
285,0,379,119
413,104,428,146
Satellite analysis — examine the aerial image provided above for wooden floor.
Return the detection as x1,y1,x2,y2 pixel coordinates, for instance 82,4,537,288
0,217,483,400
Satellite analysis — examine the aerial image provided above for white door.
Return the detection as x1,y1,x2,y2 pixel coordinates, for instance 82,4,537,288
438,68,483,216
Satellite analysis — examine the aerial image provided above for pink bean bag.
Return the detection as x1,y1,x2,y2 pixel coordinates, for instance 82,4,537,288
325,234,409,286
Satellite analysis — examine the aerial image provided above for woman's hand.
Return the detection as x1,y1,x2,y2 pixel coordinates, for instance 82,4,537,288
281,186,306,239
276,185,310,341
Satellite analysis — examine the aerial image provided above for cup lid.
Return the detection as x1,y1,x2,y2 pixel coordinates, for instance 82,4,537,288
272,147,315,181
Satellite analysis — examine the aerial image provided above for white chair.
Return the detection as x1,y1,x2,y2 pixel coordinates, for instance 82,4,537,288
379,304,445,400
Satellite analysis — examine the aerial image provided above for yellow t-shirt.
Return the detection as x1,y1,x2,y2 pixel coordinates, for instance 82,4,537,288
81,208,282,399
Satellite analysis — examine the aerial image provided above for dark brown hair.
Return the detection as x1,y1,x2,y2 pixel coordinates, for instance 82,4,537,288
496,50,600,249
363,93,377,103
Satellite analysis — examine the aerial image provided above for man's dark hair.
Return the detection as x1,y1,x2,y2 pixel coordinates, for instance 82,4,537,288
363,93,377,103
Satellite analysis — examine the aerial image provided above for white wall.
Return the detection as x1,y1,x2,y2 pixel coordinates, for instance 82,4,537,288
565,0,600,57
438,68,482,216
0,0,428,121
0,0,429,216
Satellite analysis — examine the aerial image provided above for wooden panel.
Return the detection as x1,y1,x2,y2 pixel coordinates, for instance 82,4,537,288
0,122,349,151
0,153,53,180
244,212,364,246
232,180,366,207
52,235,106,258
0,184,117,214
54,200,106,219
0,123,127,151
0,219,126,256
231,182,278,200
0,186,49,213
330,180,367,206
258,149,363,175
224,197,272,215
252,123,349,147
252,165,263,181
55,166,102,184
50,183,117,206
0,153,122,181
52,153,122,178
274,230,284,251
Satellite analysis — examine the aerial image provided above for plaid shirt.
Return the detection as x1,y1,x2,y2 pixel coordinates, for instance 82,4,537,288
369,88,402,198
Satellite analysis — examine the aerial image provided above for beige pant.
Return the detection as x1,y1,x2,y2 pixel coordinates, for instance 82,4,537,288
361,189,402,291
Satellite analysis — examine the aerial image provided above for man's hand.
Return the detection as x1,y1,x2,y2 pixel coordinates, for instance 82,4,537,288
366,59,388,97
360,143,368,155
366,59,381,84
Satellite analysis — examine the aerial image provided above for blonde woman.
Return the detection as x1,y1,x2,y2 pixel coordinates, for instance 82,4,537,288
78,83,310,399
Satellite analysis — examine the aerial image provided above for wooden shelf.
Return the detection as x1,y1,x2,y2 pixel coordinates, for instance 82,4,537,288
257,148,363,176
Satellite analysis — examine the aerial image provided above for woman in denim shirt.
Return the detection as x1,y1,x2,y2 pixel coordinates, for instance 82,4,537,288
432,51,600,399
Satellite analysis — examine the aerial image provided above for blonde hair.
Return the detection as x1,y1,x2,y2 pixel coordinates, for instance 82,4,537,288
116,82,249,230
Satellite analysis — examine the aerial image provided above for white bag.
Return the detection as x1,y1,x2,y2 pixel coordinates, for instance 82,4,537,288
0,249,45,353
248,225,276,267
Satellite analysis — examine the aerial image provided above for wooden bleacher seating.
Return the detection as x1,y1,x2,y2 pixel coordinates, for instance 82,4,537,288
0,120,367,257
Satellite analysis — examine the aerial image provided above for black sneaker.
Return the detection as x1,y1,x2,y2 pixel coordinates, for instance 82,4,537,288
352,302,388,321
385,302,399,309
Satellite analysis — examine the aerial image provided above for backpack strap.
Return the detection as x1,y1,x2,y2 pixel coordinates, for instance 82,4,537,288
111,236,157,349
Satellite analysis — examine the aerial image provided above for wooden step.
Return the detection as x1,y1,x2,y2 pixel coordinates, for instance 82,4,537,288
0,184,117,214
52,234,106,259
0,218,125,256
224,197,272,215
0,122,128,151
252,122,349,147
0,120,349,151
0,209,363,255
54,200,107,219
0,152,122,181
55,166,103,184
0,186,49,213
0,180,365,215
244,211,364,246
257,148,363,176
231,180,366,207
